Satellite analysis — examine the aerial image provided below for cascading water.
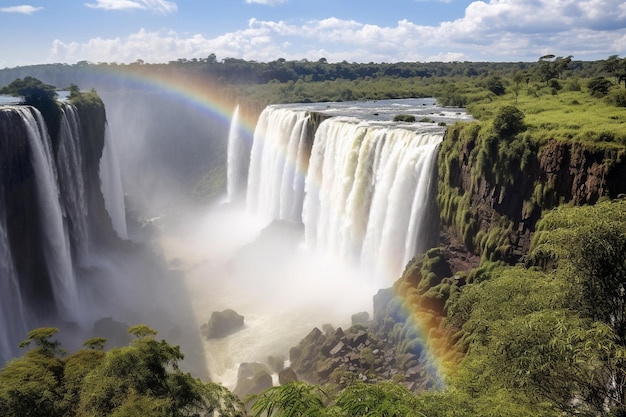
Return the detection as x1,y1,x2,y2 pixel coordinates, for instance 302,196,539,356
304,118,442,284
15,106,80,321
243,100,458,285
227,105,250,204
1,100,211,374
206,99,467,388
246,107,310,223
0,185,28,361
58,103,90,262
100,126,128,239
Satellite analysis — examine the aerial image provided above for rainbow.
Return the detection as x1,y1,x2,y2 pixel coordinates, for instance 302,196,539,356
89,66,458,387
90,65,260,137
394,276,461,387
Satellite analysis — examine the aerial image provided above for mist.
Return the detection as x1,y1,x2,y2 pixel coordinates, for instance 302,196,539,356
99,88,377,387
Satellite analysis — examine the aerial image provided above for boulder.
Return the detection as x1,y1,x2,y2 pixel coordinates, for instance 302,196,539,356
201,309,244,339
346,330,368,348
267,354,285,373
92,317,132,349
233,362,273,398
351,311,370,326
278,367,298,385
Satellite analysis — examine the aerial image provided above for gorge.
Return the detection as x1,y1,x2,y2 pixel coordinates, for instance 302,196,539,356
2,84,626,402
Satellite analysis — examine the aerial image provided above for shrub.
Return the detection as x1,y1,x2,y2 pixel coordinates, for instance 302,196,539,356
393,114,416,122
588,76,612,97
492,105,526,138
606,89,626,107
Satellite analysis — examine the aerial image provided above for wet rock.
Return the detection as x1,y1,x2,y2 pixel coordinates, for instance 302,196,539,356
278,367,298,385
234,362,273,398
351,311,370,326
201,309,244,339
267,354,285,373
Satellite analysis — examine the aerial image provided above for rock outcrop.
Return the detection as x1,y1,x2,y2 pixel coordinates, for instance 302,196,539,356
234,362,273,398
439,125,626,265
288,303,439,392
201,309,244,339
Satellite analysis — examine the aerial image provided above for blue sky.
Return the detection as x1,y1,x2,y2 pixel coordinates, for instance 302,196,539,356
1,0,625,68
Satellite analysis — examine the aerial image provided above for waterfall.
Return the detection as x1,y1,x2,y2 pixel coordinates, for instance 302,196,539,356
304,118,442,284
0,185,28,362
244,103,445,285
227,105,247,203
246,107,310,223
16,106,80,321
100,126,128,239
58,103,90,261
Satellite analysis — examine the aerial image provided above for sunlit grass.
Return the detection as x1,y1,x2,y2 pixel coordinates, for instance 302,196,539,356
467,87,626,146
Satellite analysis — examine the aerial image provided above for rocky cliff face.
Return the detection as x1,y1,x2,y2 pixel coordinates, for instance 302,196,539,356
438,124,626,267
72,96,118,247
0,99,113,324
0,108,55,314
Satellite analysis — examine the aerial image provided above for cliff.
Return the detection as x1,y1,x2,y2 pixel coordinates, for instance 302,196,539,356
309,119,626,392
70,92,118,247
437,122,626,267
0,96,113,323
0,108,55,314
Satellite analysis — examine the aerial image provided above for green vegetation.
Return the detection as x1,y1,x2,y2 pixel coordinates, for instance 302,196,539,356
444,198,626,416
69,87,107,167
2,54,626,415
0,76,62,148
0,326,245,417
392,114,416,122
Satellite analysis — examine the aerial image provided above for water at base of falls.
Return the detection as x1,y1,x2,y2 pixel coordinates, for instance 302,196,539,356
191,98,471,387
160,202,377,388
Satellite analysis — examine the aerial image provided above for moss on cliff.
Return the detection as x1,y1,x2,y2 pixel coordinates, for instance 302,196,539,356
437,109,626,266
69,89,106,168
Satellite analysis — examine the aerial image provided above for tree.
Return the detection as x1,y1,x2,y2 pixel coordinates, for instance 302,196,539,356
537,55,558,84
529,198,626,410
249,382,327,417
485,75,505,96
492,105,526,138
604,55,626,88
0,76,57,104
333,381,424,417
18,327,63,357
0,77,62,147
531,199,626,342
76,325,246,417
448,267,625,415
588,76,613,97
554,55,573,79
0,328,65,417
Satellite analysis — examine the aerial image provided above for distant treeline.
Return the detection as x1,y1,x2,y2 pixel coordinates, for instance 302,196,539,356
0,56,615,90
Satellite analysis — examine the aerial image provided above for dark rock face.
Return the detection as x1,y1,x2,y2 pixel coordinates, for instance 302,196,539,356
0,108,55,315
201,309,245,339
233,362,273,398
91,317,132,349
443,133,626,264
537,139,626,205
278,367,298,385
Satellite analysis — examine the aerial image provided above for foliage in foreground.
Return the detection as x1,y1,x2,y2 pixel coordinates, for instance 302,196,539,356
0,325,245,417
446,197,626,416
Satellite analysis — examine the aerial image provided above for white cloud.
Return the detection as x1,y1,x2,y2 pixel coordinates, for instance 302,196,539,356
49,0,626,65
0,5,43,14
85,0,177,14
245,0,288,5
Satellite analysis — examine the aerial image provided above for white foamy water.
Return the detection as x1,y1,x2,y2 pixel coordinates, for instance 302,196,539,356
195,98,469,387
